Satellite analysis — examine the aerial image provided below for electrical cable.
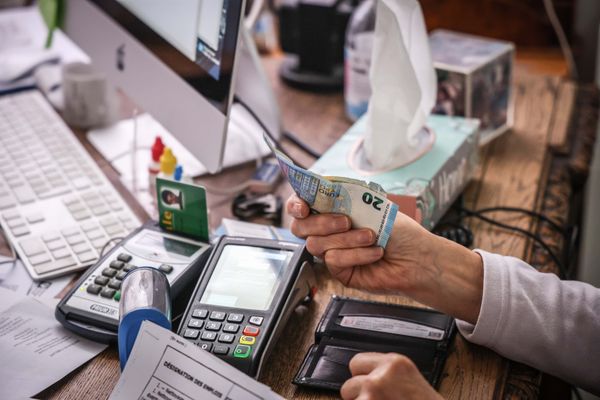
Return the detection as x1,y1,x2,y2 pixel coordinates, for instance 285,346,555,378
100,237,125,258
232,95,313,168
469,206,565,234
283,130,322,159
542,0,578,80
456,207,568,279
572,387,583,400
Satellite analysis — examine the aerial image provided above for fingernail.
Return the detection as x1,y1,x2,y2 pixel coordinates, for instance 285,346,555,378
334,216,350,230
360,230,374,245
292,203,303,217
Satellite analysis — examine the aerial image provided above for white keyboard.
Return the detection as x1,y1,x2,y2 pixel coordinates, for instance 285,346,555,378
0,90,142,280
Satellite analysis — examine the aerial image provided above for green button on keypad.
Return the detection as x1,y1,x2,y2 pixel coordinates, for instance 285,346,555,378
233,345,251,359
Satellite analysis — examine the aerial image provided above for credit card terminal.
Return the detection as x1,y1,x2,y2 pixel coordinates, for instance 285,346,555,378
56,221,211,343
178,236,316,378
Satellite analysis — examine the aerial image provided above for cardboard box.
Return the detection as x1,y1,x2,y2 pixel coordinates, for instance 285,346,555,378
430,29,514,146
311,115,480,230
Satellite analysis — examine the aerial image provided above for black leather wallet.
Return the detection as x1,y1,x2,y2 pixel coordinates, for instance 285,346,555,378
293,296,456,391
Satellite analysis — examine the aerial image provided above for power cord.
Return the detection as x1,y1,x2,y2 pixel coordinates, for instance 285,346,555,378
542,0,578,80
454,207,568,279
233,95,320,166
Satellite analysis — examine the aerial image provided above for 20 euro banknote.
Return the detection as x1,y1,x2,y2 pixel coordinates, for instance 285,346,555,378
265,136,398,248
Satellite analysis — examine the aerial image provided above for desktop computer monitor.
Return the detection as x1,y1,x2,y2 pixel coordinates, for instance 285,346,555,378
62,0,245,173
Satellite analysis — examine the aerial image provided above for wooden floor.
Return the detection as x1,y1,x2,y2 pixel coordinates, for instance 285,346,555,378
40,49,571,399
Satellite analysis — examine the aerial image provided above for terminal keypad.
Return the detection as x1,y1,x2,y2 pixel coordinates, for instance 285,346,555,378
186,309,263,358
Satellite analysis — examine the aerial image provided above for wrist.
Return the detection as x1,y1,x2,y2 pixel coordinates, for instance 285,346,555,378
407,233,484,324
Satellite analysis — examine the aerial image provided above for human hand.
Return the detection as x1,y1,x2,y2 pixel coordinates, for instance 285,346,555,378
287,194,437,294
287,195,484,324
340,353,443,400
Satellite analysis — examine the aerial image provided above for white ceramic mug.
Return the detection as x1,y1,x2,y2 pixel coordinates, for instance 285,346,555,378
62,62,117,128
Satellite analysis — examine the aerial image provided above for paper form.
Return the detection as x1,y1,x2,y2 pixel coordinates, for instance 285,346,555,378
0,287,107,399
110,321,284,400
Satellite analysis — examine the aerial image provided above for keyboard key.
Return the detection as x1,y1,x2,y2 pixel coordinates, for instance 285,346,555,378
218,334,235,344
108,279,121,290
233,345,252,359
52,256,77,270
249,316,264,326
205,321,222,331
71,242,91,254
72,210,91,221
105,224,123,236
110,260,124,270
80,221,99,232
115,270,127,280
52,248,71,259
66,235,85,246
122,263,136,272
102,268,117,278
46,239,66,251
7,217,25,228
99,217,118,227
117,253,132,263
85,229,104,240
188,319,204,329
92,205,110,216
13,223,33,235
87,284,102,295
192,309,208,319
100,288,116,298
28,252,51,265
201,331,217,341
223,324,240,334
114,291,121,301
61,227,80,237
12,185,35,204
242,326,260,337
25,213,44,224
94,276,109,286
77,250,96,263
227,314,244,323
198,343,213,352
19,238,46,257
239,335,256,345
2,210,20,220
213,345,229,355
92,237,108,250
159,264,173,274
0,193,15,210
210,311,226,321
42,231,60,242
183,329,200,339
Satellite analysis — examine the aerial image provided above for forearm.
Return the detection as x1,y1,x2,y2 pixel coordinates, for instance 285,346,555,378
404,233,483,325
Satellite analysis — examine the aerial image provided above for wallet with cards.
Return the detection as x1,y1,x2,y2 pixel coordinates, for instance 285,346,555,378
293,296,456,391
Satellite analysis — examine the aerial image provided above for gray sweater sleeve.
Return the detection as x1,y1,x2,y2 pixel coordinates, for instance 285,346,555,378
456,250,600,394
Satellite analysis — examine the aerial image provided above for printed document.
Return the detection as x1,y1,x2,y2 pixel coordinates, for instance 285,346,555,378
110,321,284,400
0,287,106,399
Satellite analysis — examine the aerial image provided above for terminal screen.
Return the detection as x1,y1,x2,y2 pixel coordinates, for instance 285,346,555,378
118,0,229,80
200,245,294,311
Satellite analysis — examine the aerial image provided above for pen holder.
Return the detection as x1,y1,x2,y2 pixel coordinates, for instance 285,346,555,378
118,267,172,370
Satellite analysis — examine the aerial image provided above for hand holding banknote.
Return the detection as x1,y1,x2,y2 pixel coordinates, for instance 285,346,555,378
265,135,398,248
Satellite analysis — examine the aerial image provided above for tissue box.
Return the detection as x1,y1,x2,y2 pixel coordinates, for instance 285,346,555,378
429,29,514,146
311,115,480,230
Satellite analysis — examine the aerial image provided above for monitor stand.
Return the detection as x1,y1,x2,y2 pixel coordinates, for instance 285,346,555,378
87,26,282,192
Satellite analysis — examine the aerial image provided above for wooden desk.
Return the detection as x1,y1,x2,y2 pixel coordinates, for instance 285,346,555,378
39,51,572,399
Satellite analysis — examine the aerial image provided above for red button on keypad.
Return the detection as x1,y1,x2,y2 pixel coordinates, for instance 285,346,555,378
243,325,260,336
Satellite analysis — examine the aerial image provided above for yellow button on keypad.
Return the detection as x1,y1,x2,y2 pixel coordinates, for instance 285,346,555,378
239,335,256,345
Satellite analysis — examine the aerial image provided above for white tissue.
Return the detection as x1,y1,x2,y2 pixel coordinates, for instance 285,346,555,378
362,0,437,170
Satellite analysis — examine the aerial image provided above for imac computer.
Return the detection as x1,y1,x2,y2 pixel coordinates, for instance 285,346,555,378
63,0,281,174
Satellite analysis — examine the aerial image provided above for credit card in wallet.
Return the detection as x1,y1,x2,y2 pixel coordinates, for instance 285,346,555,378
340,316,446,341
